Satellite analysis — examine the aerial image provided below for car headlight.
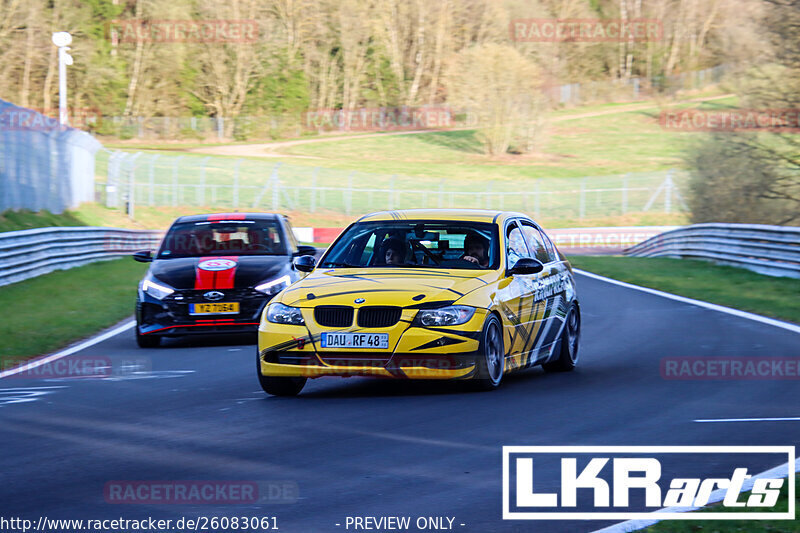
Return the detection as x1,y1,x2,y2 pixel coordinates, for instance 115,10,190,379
255,274,292,295
142,278,174,300
266,303,305,325
414,305,476,327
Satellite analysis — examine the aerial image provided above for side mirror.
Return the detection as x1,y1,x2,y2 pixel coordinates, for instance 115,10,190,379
293,255,316,273
133,250,153,263
294,245,317,257
507,257,543,276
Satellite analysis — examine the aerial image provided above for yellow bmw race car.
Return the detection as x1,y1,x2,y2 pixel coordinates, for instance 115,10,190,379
256,209,581,396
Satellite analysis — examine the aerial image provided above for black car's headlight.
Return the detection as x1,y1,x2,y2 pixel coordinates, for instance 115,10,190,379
142,278,175,300
255,274,292,296
414,305,476,327
266,303,305,325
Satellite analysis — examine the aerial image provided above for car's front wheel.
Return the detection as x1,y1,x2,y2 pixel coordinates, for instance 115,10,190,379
257,352,307,396
473,314,505,390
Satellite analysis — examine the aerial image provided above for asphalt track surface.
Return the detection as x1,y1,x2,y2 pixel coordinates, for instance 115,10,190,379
1,272,798,533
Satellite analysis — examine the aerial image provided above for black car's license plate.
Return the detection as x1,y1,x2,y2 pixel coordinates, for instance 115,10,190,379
189,302,239,315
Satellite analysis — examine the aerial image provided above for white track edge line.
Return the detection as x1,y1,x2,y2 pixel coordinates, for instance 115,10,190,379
0,320,135,380
590,458,799,533
573,269,800,334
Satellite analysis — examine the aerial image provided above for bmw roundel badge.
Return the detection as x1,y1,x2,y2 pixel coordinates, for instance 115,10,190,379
354,298,365,304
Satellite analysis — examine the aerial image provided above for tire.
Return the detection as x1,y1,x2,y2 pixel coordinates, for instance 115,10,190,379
543,304,580,372
257,351,306,396
136,326,161,348
472,314,505,390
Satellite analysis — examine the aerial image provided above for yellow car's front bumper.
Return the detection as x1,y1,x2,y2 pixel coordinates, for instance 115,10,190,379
257,311,485,380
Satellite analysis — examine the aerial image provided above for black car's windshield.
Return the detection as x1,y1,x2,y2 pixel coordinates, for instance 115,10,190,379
157,219,288,259
320,220,499,269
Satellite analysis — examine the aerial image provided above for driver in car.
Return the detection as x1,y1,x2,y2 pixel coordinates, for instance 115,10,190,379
462,233,490,267
381,237,406,265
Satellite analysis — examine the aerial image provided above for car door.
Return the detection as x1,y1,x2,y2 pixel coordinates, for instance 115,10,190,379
497,219,539,371
518,219,566,361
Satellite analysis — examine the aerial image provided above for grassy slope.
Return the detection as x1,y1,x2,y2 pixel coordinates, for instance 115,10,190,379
646,476,797,532
83,94,743,228
0,209,88,232
0,258,148,367
568,256,800,324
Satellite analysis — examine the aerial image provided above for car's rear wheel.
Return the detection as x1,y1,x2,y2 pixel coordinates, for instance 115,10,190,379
473,314,505,390
543,304,580,372
135,325,161,348
257,351,307,396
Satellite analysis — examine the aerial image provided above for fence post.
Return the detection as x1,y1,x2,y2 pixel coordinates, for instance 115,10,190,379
534,179,540,217
438,180,444,208
106,151,121,208
389,175,396,210
172,156,185,207
579,177,586,219
199,156,210,206
148,154,159,206
346,172,354,215
233,158,241,209
664,170,673,214
310,167,319,212
127,153,142,219
485,183,492,209
622,173,628,214
217,117,224,141
271,165,280,211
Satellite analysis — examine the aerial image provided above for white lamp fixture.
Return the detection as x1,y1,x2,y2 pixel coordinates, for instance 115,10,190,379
52,32,73,125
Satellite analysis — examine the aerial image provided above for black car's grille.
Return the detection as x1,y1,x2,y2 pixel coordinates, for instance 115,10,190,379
166,288,261,303
160,288,270,321
357,306,402,328
314,306,354,328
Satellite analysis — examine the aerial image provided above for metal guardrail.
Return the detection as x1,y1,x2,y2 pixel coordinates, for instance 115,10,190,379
625,223,800,279
0,227,162,288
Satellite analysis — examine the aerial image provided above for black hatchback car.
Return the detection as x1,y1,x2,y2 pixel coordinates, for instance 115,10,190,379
133,213,315,347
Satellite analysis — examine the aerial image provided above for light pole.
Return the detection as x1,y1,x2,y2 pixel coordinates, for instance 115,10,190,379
51,32,73,126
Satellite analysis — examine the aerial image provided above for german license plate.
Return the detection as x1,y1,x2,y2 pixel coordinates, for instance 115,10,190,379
189,302,240,315
320,332,389,349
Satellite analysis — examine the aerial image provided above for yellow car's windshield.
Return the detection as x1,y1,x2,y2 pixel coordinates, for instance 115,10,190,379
320,220,499,269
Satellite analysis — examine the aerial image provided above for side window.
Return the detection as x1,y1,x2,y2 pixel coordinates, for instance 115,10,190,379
506,222,530,269
520,221,552,264
538,228,559,262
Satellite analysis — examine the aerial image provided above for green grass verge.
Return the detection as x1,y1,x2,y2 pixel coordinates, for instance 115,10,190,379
0,258,148,368
646,476,797,532
0,209,88,232
567,256,800,324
